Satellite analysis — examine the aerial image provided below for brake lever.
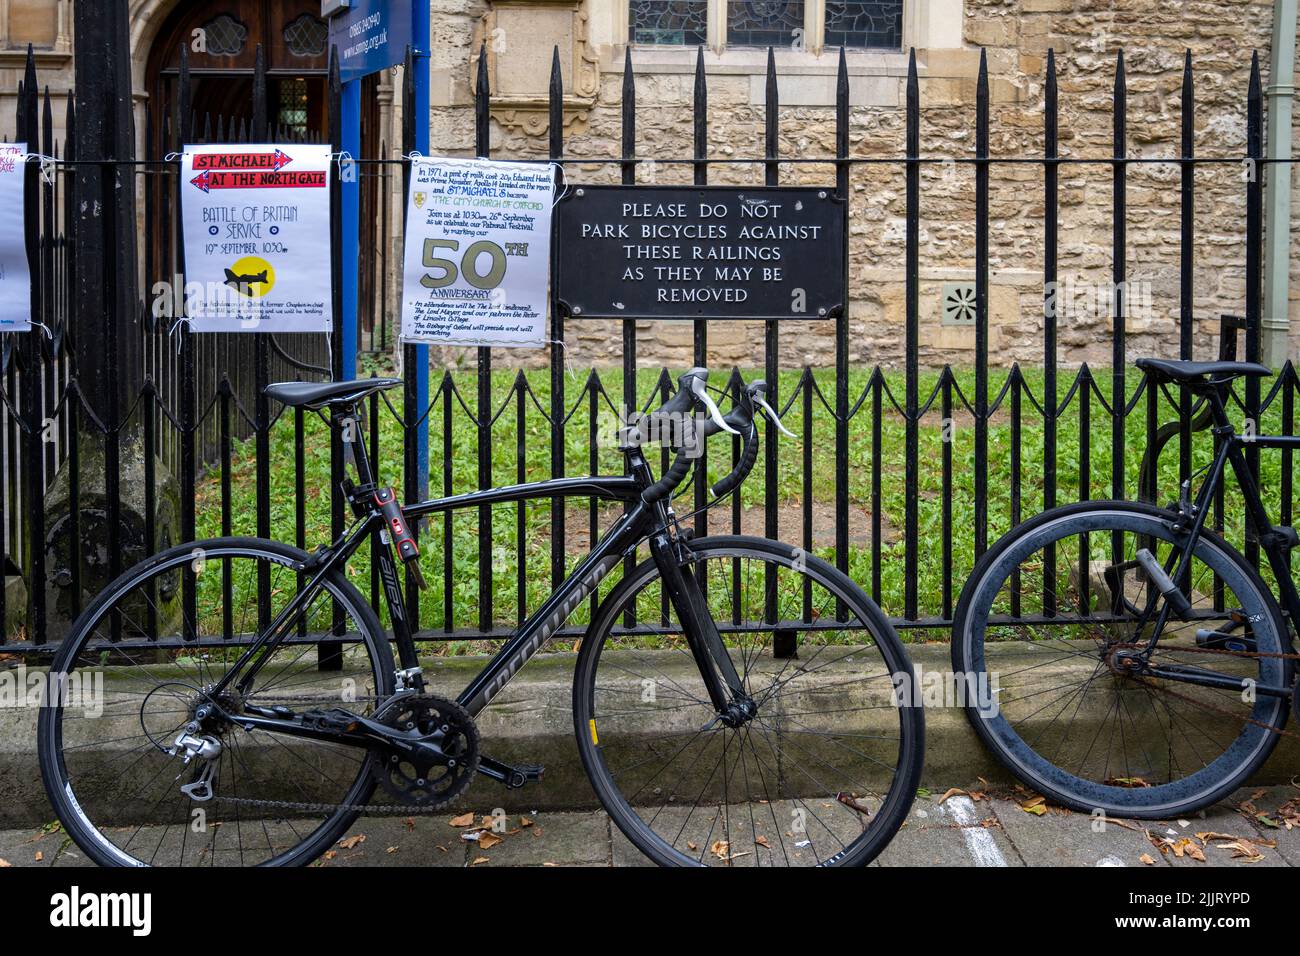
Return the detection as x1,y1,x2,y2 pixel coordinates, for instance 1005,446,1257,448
690,376,740,435
754,393,794,437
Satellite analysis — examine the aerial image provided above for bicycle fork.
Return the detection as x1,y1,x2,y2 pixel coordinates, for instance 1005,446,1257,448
648,528,755,726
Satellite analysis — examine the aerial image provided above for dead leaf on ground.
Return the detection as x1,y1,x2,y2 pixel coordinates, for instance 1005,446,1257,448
1139,853,1156,865
0,859,10,868
386,846,398,854
938,788,966,805
520,817,534,828
756,835,770,848
449,812,476,828
1103,777,1152,789
33,851,42,862
478,833,503,850
337,834,366,850
1019,795,1047,816
470,856,491,866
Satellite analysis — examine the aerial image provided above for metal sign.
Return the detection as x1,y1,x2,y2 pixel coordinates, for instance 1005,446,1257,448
328,0,413,83
555,185,845,321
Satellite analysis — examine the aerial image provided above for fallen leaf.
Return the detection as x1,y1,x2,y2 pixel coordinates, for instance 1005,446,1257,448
1103,776,1151,788
1139,853,1156,865
1219,840,1265,863
449,812,476,828
938,788,966,805
1256,813,1281,829
386,846,398,854
755,835,770,848
520,817,534,828
404,818,416,831
470,856,491,866
337,834,365,850
478,833,503,850
322,850,337,861
1020,795,1047,816
710,840,730,860
0,859,10,868
687,841,698,851
33,851,42,862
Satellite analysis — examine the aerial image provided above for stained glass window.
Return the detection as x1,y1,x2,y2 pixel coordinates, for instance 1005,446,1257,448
824,0,903,50
630,0,707,45
726,0,804,48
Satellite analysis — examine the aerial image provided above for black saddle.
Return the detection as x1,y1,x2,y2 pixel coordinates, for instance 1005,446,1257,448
263,378,402,410
1135,359,1272,387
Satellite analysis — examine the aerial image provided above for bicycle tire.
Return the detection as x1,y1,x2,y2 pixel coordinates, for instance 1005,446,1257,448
952,501,1290,819
573,535,923,866
39,536,395,867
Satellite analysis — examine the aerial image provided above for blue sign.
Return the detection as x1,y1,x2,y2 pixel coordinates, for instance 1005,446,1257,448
329,0,413,83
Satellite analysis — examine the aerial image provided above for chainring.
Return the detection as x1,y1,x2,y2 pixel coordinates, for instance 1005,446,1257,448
368,694,480,809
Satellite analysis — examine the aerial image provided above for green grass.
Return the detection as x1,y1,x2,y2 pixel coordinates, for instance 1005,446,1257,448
193,358,1298,643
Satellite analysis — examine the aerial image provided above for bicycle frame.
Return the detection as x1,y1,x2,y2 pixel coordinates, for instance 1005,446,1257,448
1139,384,1300,696
205,403,749,778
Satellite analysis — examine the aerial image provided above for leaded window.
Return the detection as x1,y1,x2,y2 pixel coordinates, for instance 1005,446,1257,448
630,0,708,46
824,0,903,50
278,77,310,138
630,0,904,49
202,14,248,56
727,0,804,48
284,13,328,57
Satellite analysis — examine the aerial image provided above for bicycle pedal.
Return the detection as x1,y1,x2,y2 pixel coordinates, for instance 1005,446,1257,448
478,755,544,789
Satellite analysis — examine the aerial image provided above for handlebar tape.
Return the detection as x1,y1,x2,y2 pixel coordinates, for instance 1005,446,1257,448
711,422,759,498
641,450,694,503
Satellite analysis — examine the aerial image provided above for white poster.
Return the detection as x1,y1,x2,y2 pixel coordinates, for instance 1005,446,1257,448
180,143,332,333
401,158,554,347
0,143,30,332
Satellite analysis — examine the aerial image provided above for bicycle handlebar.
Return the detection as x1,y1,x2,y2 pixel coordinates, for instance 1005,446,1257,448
638,369,783,505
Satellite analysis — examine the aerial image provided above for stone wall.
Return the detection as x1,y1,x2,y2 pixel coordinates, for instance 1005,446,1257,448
426,0,1298,372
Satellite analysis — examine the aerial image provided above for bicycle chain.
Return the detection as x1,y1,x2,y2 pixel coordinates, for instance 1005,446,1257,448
197,695,472,816
1108,641,1300,740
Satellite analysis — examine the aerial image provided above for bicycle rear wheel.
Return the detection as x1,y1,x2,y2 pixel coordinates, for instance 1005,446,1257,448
952,501,1289,819
574,535,923,867
38,537,395,866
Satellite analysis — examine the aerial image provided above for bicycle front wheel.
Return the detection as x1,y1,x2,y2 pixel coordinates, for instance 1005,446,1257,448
38,537,395,866
574,535,923,867
952,501,1289,819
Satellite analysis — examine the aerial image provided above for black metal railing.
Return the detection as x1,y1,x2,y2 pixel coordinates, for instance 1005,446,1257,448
0,37,1287,653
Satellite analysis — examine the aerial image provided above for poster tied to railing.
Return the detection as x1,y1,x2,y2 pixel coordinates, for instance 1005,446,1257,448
180,143,331,332
0,143,30,332
401,158,554,348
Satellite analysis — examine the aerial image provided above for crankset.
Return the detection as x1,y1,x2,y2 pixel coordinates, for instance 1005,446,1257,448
368,694,480,809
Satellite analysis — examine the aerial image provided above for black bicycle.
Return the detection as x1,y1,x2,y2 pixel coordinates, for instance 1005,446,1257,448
953,358,1297,819
39,367,922,866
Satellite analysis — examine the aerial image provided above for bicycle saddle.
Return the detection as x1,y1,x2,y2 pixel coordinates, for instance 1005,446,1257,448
1135,359,1271,385
263,378,402,409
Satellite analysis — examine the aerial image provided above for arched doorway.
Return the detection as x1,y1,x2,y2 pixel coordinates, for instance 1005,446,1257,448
145,0,331,152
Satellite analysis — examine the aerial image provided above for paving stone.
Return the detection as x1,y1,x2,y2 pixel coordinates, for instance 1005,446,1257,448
875,795,1024,867
458,811,610,867
0,824,58,867
988,797,1169,867
317,816,469,867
